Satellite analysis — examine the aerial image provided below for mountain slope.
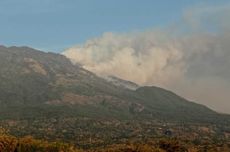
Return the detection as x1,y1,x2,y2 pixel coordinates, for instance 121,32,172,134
104,75,140,90
0,45,226,123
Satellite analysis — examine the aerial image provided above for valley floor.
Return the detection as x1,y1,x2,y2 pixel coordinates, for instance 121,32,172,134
0,134,230,152
0,118,230,152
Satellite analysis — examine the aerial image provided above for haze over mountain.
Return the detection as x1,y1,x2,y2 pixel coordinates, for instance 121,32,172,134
63,4,230,113
1,0,229,113
0,45,228,124
0,45,230,151
0,1,230,151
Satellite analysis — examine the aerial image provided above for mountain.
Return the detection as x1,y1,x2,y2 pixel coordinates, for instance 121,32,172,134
0,45,226,122
104,75,140,90
1,45,230,149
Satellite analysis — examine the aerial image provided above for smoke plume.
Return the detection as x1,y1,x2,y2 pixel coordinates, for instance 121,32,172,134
63,4,230,113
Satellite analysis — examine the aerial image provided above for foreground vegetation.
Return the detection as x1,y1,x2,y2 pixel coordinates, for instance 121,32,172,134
0,135,230,152
0,133,230,152
0,135,79,152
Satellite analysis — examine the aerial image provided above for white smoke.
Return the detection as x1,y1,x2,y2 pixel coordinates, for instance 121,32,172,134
63,31,185,87
63,4,230,113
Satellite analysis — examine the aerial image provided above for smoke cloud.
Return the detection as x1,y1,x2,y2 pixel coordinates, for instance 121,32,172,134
63,4,230,113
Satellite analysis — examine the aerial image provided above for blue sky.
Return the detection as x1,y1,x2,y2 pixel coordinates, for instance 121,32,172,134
0,0,228,52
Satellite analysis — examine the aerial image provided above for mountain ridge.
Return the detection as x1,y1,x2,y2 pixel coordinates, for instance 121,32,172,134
0,45,228,124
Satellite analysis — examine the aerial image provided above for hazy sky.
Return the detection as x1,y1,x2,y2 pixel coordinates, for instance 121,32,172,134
0,0,228,51
1,0,230,113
